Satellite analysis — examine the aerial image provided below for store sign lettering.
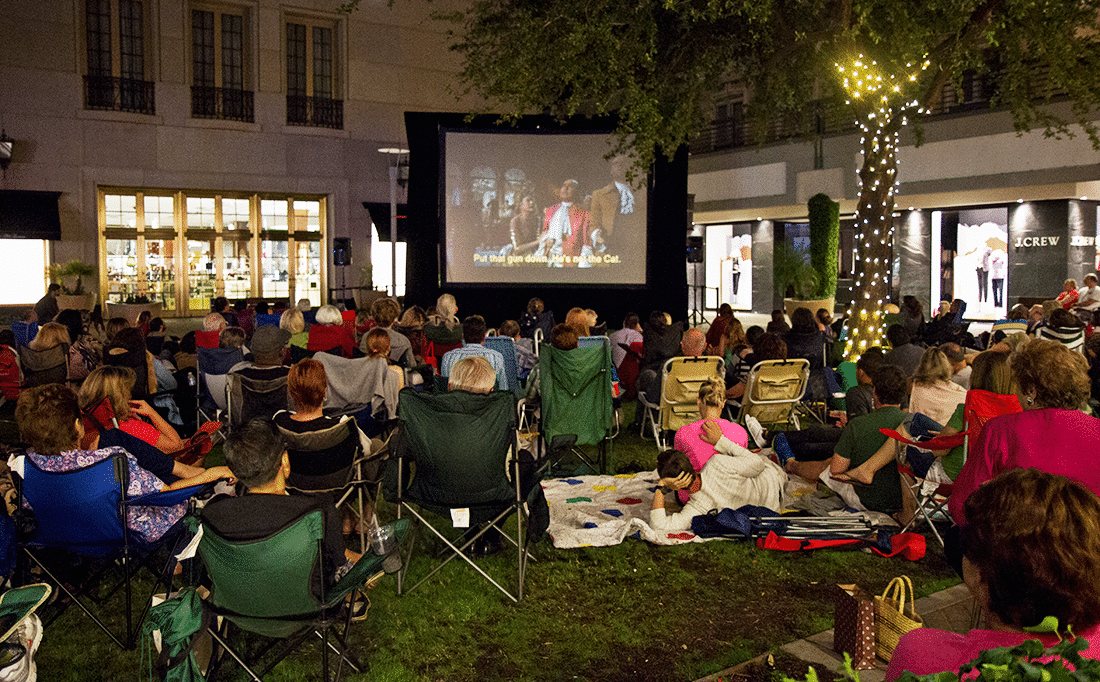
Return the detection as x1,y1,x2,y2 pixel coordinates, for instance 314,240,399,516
1014,236,1061,248
1071,236,1096,247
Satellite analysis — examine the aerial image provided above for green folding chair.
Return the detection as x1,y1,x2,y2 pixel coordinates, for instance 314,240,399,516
394,388,530,602
539,343,615,474
198,510,408,681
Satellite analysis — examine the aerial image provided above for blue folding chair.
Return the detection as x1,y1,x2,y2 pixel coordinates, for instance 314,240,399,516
17,452,205,649
254,313,281,328
10,321,37,349
484,336,523,397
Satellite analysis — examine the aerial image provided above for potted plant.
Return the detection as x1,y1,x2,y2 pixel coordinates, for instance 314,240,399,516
774,241,820,314
780,193,840,318
106,294,163,325
50,260,98,311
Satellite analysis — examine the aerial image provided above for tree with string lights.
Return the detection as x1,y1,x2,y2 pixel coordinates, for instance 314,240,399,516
398,0,1100,356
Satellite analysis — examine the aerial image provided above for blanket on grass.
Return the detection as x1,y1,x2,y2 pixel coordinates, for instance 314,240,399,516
544,472,710,548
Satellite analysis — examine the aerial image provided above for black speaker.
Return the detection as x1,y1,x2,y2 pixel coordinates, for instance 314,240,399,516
686,235,704,263
333,237,351,266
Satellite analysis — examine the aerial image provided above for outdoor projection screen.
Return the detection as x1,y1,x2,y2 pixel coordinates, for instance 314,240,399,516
442,130,648,286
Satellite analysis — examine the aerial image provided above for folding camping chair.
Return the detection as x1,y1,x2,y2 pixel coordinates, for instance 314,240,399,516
539,342,615,474
484,335,523,396
14,452,205,649
879,389,1023,547
275,415,390,553
196,347,244,428
225,370,290,428
736,359,810,441
199,510,409,681
314,352,401,436
658,355,724,435
394,389,530,601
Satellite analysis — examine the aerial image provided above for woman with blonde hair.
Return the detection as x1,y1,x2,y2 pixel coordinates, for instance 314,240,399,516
280,307,308,348
28,322,70,351
80,365,185,454
424,293,462,346
671,376,749,503
909,346,966,426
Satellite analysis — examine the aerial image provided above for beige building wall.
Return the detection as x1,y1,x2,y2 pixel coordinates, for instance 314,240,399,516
0,0,478,302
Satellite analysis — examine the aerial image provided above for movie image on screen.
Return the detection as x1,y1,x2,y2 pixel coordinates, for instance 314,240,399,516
444,130,647,286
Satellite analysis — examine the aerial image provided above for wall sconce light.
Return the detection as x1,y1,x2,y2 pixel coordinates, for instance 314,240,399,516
0,131,12,171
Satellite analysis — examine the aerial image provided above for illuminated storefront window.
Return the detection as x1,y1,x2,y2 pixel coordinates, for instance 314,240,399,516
99,190,326,316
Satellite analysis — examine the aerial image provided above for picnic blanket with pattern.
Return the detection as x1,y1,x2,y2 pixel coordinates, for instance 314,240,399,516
543,472,709,548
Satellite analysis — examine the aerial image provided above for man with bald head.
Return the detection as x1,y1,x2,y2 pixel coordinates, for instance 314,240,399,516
680,328,707,357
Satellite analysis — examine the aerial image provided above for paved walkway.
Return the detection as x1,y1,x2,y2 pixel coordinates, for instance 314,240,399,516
697,582,974,682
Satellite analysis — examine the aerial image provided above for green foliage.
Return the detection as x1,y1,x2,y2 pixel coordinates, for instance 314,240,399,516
436,0,1100,173
48,259,96,295
783,638,1100,682
773,241,819,300
807,193,839,300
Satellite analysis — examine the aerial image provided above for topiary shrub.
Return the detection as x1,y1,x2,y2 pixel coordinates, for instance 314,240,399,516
807,193,840,300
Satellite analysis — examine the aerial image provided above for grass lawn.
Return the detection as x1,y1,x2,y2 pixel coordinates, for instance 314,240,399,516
7,401,960,681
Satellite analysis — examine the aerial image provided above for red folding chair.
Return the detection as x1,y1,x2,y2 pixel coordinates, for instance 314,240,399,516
879,389,1022,546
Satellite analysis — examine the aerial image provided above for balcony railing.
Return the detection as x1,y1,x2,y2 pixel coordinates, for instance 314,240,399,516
84,75,156,115
286,95,343,129
691,64,1067,155
191,86,255,123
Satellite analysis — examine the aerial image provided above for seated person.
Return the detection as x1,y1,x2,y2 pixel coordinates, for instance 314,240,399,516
835,350,1018,488
17,384,232,543
366,298,414,368
498,320,536,381
448,355,497,393
80,365,185,455
363,328,406,389
727,332,787,401
886,468,1100,679
280,307,309,349
307,305,356,357
909,347,967,427
448,356,550,549
882,324,923,377
786,365,908,515
673,377,749,504
229,324,291,379
439,315,507,391
650,442,786,532
202,420,363,596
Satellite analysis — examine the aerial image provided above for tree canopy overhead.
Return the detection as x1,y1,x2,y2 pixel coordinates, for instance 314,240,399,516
447,0,1100,168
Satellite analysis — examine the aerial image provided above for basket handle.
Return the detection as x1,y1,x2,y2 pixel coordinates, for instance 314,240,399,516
880,576,915,612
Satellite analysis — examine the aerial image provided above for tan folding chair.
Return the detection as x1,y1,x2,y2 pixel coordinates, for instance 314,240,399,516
658,356,725,434
736,358,810,437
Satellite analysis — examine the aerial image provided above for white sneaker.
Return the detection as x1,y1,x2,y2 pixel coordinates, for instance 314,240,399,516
745,415,766,448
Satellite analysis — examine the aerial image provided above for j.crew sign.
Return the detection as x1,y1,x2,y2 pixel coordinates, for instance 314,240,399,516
1014,236,1060,248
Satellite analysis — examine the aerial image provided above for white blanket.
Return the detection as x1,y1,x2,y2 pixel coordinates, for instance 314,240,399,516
543,472,710,548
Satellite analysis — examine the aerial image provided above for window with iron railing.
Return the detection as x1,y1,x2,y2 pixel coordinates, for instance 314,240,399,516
84,0,155,115
286,19,343,129
191,7,254,122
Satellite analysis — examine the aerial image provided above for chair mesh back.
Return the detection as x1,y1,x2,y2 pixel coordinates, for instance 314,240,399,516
22,454,126,557
278,418,359,490
227,373,289,427
741,359,809,426
483,336,519,392
199,511,324,636
399,389,515,507
540,344,613,446
659,356,724,431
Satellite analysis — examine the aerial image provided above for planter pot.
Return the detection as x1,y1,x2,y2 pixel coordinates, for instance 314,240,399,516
56,293,97,312
784,297,835,319
106,302,163,325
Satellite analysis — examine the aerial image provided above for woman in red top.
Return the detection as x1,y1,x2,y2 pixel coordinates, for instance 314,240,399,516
307,305,356,357
78,365,185,454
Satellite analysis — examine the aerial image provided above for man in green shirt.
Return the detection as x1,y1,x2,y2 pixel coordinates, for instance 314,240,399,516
787,365,908,513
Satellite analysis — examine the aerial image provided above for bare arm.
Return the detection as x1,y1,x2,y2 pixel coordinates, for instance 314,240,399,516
163,465,235,492
129,400,185,454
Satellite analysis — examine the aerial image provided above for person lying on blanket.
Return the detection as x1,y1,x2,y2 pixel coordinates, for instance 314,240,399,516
649,433,786,532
